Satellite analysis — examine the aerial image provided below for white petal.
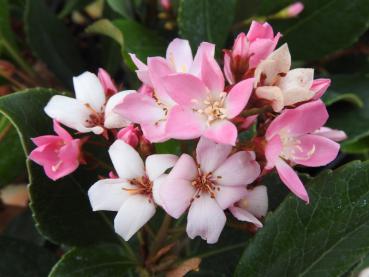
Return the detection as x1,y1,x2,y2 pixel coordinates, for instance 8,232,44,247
44,95,104,134
73,72,106,112
240,185,268,218
167,154,198,181
104,90,135,129
282,87,315,106
145,154,178,181
152,174,168,206
109,140,144,179
196,137,232,173
114,195,156,241
88,178,131,211
187,193,226,244
255,86,284,112
213,151,261,186
216,186,247,210
279,68,314,91
229,206,263,228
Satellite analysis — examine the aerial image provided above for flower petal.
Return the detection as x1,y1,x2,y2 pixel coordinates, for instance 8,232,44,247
255,86,284,112
152,174,168,207
104,90,135,129
226,78,254,118
279,68,314,91
247,21,274,41
146,154,178,181
265,135,282,169
167,154,198,181
190,42,215,77
282,87,315,106
201,53,224,92
166,106,206,139
141,121,168,143
275,158,309,203
166,38,193,73
73,72,106,112
196,136,232,173
53,120,72,141
311,78,331,100
216,186,247,210
312,127,347,142
114,195,156,240
223,52,234,84
203,120,238,145
88,178,131,211
186,193,226,244
239,186,268,218
229,206,263,228
109,140,145,179
213,151,260,186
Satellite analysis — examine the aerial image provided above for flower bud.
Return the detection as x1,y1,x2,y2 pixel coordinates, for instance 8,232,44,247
287,2,304,17
98,68,117,96
117,125,140,147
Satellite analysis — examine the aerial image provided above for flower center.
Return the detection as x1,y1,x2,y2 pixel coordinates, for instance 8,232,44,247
191,167,221,199
279,130,316,161
194,93,227,125
124,176,153,198
84,103,104,127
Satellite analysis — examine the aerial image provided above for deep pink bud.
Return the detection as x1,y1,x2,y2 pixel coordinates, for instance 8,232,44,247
160,0,171,11
117,125,140,147
98,68,118,95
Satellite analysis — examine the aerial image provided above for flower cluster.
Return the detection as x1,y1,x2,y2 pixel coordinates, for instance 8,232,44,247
29,22,346,244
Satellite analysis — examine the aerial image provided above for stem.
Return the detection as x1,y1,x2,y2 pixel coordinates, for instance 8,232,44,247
194,242,247,259
1,39,35,77
149,214,172,256
240,106,272,117
231,16,267,31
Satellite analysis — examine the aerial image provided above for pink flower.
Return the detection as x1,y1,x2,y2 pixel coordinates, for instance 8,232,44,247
229,185,268,228
98,68,118,95
286,2,304,17
88,140,177,240
313,127,347,142
45,72,134,134
117,124,140,147
224,21,280,84
115,39,215,142
254,44,327,112
159,137,260,243
29,120,81,181
264,101,340,202
163,54,254,145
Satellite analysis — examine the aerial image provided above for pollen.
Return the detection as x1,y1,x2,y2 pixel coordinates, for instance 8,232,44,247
194,92,227,125
191,167,220,200
123,176,153,198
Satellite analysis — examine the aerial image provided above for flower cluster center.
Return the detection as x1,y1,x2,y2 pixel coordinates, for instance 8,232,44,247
279,131,316,161
124,176,153,197
191,168,220,199
195,93,227,125
84,103,104,127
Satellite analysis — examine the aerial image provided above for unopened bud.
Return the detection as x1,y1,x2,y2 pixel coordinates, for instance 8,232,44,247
273,2,304,19
98,68,118,96
117,125,140,148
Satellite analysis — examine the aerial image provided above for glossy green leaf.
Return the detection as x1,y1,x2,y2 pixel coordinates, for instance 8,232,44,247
25,0,85,87
59,0,92,17
178,0,237,49
0,89,117,246
322,91,363,108
236,160,369,276
106,0,135,19
85,19,124,47
258,0,369,60
0,236,57,277
49,244,134,277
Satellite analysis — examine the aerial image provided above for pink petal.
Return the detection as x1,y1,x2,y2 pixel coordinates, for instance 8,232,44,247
166,38,193,73
247,21,274,41
229,206,263,228
29,144,59,168
114,93,165,125
129,54,152,86
240,115,257,130
291,134,340,167
58,139,81,166
98,68,118,94
216,186,247,210
232,33,249,57
265,135,282,169
311,78,331,100
266,100,329,139
203,120,238,145
186,193,226,244
166,106,206,139
31,135,60,147
275,158,309,203
162,73,207,106
160,178,195,218
223,52,235,84
167,153,198,181
190,42,215,77
129,53,147,70
248,39,277,69
152,174,167,207
53,120,72,141
312,127,347,142
201,53,224,93
238,185,268,218
225,78,254,119
141,121,168,143
145,154,178,181
213,151,260,186
196,136,232,173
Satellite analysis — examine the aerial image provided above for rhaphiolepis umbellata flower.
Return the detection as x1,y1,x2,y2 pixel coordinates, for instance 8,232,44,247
30,21,346,244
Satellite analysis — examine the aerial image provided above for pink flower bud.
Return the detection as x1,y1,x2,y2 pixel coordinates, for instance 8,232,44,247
160,0,171,11
287,2,304,17
98,68,118,95
117,125,140,147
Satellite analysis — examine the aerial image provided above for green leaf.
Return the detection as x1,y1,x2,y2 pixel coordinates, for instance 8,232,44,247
350,253,369,276
178,0,237,49
0,0,18,52
322,91,363,108
0,116,26,187
0,89,117,246
85,19,124,47
49,244,134,277
25,0,85,88
59,0,92,17
235,160,369,276
0,236,57,277
155,140,181,155
327,74,369,152
106,0,135,19
258,0,369,60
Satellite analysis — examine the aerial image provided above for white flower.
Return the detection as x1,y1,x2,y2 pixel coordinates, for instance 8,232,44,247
44,71,134,134
88,140,177,240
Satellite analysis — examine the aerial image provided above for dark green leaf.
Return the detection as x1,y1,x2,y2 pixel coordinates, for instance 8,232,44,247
235,160,369,276
59,0,92,17
258,0,369,60
0,0,18,52
0,236,57,277
49,244,134,277
107,0,135,19
0,89,117,246
350,254,369,277
155,140,181,155
322,91,363,108
178,0,237,49
25,0,85,87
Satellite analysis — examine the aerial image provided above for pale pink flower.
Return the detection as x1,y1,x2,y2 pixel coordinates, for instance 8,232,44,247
254,44,328,112
88,140,177,240
286,2,304,17
98,68,118,95
163,54,254,145
116,39,215,142
29,120,81,181
264,101,340,202
45,72,134,134
159,137,260,243
117,124,140,147
313,127,347,142
229,185,268,228
224,21,281,84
